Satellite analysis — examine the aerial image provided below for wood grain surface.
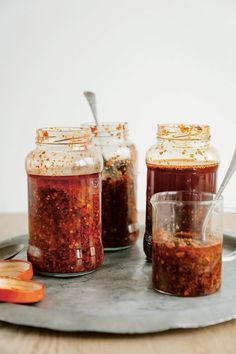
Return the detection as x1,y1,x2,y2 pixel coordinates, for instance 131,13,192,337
0,212,236,354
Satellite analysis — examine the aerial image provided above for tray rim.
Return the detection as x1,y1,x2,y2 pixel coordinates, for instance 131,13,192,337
0,232,236,334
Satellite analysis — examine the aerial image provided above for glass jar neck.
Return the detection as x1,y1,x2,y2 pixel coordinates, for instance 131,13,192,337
157,124,210,141
156,124,210,149
83,122,128,141
36,127,92,150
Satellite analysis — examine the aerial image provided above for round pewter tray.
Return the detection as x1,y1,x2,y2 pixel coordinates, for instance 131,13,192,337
0,230,236,334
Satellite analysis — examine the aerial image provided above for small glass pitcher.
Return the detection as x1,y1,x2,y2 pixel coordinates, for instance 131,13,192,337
151,191,229,297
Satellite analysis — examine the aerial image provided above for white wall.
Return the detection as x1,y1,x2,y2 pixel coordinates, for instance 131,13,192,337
0,0,236,213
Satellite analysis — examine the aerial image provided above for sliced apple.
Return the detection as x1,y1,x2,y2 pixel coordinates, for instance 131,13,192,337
0,260,33,280
0,277,44,303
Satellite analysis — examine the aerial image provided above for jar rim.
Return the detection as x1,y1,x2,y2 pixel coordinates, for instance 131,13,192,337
82,122,128,138
36,127,92,145
151,191,223,206
157,124,210,141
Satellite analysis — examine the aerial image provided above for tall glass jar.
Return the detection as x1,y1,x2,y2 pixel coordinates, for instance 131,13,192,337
144,124,219,259
84,122,139,250
25,127,104,276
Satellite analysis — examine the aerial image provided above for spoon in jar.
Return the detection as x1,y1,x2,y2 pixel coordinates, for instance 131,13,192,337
83,91,112,172
202,149,236,241
83,91,99,127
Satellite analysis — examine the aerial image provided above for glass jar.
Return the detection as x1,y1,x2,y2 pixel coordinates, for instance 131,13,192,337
144,124,219,259
25,127,104,277
83,122,139,250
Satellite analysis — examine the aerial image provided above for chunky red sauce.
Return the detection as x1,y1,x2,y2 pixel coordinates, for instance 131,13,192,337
152,231,222,296
102,174,139,249
144,163,218,259
27,173,103,274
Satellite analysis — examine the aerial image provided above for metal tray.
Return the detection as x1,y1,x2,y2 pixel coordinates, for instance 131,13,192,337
0,229,236,334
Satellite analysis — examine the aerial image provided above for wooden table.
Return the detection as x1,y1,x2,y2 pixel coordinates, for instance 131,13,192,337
0,212,236,354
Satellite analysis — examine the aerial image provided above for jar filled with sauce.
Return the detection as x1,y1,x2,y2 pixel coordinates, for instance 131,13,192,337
84,122,139,250
144,124,219,259
26,127,104,276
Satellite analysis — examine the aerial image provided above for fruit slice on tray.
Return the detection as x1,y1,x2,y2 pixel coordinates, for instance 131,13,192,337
0,277,44,303
0,260,33,280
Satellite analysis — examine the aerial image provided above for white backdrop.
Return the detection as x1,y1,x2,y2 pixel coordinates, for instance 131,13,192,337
0,0,236,212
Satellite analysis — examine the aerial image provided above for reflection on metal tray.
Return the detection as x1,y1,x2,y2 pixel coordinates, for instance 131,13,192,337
0,229,236,334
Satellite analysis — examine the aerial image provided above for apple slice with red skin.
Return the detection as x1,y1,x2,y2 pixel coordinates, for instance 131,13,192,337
0,260,33,280
0,277,44,303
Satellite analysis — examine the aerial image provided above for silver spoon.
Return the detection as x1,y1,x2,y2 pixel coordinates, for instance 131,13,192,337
202,149,236,240
83,91,99,126
83,91,108,167
0,243,25,260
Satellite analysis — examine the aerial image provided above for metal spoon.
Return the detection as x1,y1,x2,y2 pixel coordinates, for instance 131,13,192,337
0,243,25,260
202,149,236,240
83,91,108,167
83,91,99,126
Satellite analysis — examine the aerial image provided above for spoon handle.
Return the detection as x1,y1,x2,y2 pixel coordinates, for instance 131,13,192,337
83,91,99,126
215,149,236,200
202,149,236,240
83,90,108,167
0,243,25,260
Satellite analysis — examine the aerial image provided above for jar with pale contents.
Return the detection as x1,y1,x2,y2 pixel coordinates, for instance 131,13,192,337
144,124,219,259
83,122,139,250
25,127,104,276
